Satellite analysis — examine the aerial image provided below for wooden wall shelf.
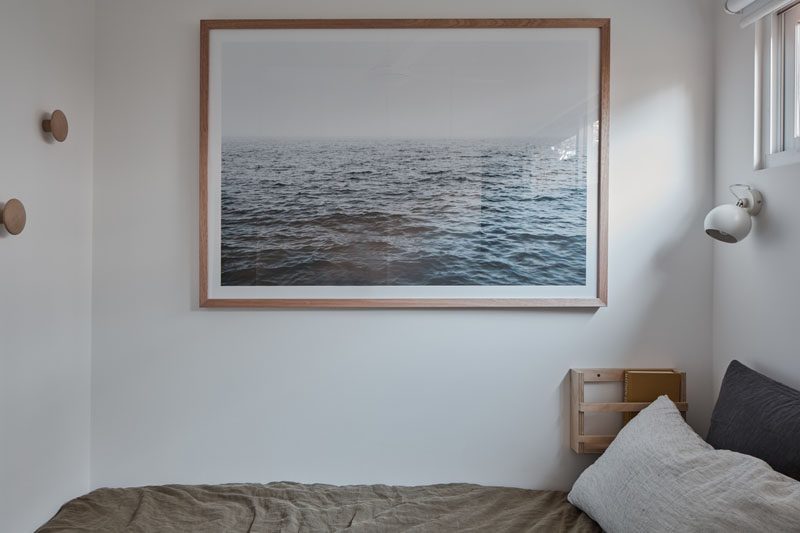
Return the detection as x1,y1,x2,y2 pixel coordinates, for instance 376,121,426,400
570,368,687,454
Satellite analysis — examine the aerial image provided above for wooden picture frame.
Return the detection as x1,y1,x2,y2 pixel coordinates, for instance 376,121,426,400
200,19,610,308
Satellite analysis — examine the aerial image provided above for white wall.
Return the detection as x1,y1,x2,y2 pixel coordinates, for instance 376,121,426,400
0,1,94,531
90,0,717,491
713,15,800,391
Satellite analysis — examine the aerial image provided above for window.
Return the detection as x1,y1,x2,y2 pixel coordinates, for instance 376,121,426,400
783,4,800,148
757,2,800,168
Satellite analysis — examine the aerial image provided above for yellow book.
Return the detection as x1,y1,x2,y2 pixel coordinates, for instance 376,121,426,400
623,370,682,425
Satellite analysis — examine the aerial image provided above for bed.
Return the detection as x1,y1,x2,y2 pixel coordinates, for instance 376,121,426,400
37,361,800,532
36,482,600,532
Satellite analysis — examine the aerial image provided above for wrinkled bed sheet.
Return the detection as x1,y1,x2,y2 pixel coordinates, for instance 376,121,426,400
37,482,600,532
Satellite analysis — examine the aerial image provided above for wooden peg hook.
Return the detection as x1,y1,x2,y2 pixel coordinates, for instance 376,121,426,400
42,110,68,142
1,199,26,235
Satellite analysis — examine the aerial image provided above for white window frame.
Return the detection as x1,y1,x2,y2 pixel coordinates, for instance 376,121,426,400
757,2,800,169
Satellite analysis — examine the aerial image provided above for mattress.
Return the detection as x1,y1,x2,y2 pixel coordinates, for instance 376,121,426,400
36,482,600,532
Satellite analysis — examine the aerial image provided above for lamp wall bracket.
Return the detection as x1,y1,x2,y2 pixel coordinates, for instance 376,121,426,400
729,184,763,216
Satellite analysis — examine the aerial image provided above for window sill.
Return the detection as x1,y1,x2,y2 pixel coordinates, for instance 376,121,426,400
763,149,800,169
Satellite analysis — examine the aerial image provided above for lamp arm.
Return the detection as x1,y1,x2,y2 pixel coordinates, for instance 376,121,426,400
728,183,752,202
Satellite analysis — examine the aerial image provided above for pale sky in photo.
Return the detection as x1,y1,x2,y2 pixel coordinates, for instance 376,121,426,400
221,29,598,139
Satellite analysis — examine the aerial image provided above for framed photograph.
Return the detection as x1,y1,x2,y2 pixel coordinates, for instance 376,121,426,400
200,19,609,308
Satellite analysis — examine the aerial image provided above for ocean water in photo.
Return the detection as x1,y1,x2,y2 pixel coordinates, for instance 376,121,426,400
221,137,586,286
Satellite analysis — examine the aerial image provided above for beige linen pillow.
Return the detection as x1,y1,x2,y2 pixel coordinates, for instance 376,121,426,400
568,395,800,533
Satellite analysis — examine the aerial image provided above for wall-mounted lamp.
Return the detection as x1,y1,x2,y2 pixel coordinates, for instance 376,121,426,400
0,198,26,235
704,184,763,243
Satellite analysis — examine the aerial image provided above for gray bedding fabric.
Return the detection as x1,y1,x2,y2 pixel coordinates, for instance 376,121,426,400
36,482,601,532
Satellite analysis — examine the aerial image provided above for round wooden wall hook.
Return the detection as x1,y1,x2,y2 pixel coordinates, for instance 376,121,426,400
42,110,68,142
1,199,27,235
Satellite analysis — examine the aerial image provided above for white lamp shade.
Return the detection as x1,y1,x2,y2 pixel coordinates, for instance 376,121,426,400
704,204,752,243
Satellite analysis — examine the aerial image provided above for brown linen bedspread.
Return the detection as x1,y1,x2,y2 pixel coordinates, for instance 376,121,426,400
36,482,600,532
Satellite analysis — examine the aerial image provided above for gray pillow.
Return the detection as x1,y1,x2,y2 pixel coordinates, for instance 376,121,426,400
706,360,800,481
568,396,800,533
